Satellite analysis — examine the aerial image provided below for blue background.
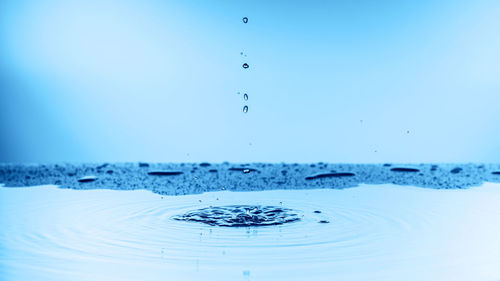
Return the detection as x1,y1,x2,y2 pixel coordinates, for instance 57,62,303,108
1,0,499,163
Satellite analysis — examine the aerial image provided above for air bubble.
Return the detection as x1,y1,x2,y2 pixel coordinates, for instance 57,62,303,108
242,63,249,69
242,17,248,23
243,93,248,101
243,105,248,113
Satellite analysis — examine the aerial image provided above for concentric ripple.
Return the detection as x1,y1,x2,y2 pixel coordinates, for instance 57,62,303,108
172,205,301,227
2,184,500,281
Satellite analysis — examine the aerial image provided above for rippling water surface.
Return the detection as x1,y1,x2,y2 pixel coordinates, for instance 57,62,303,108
1,183,500,281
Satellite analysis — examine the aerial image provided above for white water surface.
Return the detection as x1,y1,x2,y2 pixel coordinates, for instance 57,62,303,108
1,183,500,281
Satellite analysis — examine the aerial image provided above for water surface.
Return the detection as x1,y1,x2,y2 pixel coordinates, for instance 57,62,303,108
1,183,500,281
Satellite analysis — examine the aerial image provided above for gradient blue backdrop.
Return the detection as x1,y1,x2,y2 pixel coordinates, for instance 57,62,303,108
1,0,499,163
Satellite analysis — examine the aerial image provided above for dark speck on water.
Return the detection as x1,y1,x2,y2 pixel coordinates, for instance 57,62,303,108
450,167,462,174
229,167,258,173
319,220,330,224
138,162,149,167
209,169,218,173
390,168,420,173
493,171,500,175
199,163,211,167
148,171,183,176
313,210,322,214
78,176,97,183
305,172,355,180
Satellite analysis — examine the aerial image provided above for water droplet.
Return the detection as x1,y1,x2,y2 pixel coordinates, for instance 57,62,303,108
243,105,248,113
78,175,97,183
390,167,420,173
243,93,248,101
148,171,183,176
242,63,249,69
243,169,250,174
242,17,248,23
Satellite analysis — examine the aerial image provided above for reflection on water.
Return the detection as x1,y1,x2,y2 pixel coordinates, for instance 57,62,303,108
1,183,500,281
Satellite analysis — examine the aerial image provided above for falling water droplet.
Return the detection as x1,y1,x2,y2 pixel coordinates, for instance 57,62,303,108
243,93,248,101
242,17,248,23
242,63,249,69
243,105,248,113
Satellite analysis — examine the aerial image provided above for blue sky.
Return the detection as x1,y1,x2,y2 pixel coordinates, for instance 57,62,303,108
1,0,499,163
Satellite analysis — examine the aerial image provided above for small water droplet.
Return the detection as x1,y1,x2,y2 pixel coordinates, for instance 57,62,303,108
243,169,250,174
242,17,248,23
243,105,248,113
242,63,249,69
243,93,248,101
